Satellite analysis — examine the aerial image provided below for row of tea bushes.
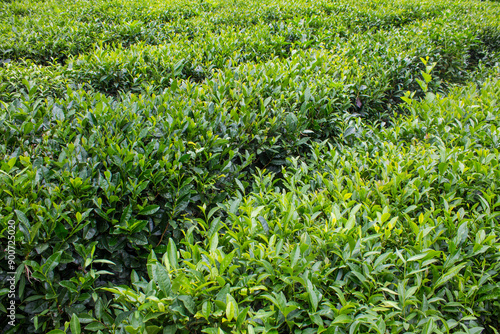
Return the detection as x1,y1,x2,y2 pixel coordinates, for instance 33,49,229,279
1,0,499,114
2,59,498,333
0,60,76,102
101,69,500,334
1,0,499,105
66,18,498,117
2,13,499,108
0,64,326,331
0,0,474,63
1,31,500,334
1,0,500,332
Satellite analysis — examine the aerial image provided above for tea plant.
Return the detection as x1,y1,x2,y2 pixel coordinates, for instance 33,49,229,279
1,0,500,332
104,68,500,334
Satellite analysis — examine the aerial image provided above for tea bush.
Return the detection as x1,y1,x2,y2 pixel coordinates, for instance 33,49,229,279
0,0,499,332
0,0,463,63
103,69,500,334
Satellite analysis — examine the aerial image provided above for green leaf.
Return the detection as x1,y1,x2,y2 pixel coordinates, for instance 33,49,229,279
71,313,81,334
219,250,235,276
179,154,190,163
15,209,29,226
422,71,432,83
173,60,185,76
42,251,63,274
235,179,246,194
153,263,171,295
331,314,352,324
167,238,178,270
94,298,104,321
454,222,469,246
146,325,162,334
202,301,212,320
178,295,195,314
77,313,96,324
85,322,106,331
120,205,133,226
163,325,177,334
226,294,237,322
291,246,300,269
477,288,500,302
304,86,312,102
210,232,219,253
92,259,116,266
52,104,65,121
216,284,230,303
54,222,69,239
407,253,428,262
284,305,298,318
236,306,250,328
257,216,269,234
434,263,467,289
138,205,160,216
422,318,435,334
305,278,318,312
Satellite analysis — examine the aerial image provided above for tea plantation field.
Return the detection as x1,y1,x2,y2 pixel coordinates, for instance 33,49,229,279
1,0,500,333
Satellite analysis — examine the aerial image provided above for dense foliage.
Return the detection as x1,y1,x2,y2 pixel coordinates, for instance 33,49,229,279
0,0,499,333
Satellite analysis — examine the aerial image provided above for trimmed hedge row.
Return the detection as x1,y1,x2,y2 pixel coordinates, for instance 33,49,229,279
104,68,500,334
0,0,500,332
0,0,466,63
1,0,499,104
